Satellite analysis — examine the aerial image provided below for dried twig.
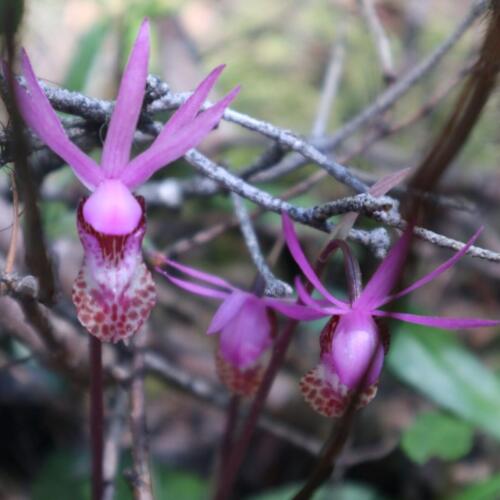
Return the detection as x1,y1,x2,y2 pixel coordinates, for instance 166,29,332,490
128,332,154,500
357,0,396,83
231,192,292,297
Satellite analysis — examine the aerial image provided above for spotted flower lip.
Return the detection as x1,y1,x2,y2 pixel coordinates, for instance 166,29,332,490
10,18,240,341
283,213,500,416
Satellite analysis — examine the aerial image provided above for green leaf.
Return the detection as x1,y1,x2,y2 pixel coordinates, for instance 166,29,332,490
401,411,473,464
64,20,109,91
387,323,500,440
249,482,387,500
450,474,500,500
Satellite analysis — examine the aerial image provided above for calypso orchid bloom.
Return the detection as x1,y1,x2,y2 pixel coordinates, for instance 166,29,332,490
282,213,500,417
157,259,322,396
11,19,239,342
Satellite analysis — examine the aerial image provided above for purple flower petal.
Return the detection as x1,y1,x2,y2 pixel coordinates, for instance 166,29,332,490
12,52,103,190
157,268,229,300
208,290,248,335
82,180,142,234
294,277,344,315
380,228,482,306
372,310,500,329
262,296,327,320
219,297,272,369
101,18,150,178
153,64,225,141
355,225,413,311
328,311,384,388
282,213,348,309
121,85,240,189
161,259,236,292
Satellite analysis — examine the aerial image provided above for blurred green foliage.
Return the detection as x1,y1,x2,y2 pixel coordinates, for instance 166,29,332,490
32,449,207,500
388,321,500,441
249,481,387,500
401,411,474,464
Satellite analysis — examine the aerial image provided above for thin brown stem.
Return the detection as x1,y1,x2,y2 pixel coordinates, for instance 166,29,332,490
129,332,154,500
90,336,104,500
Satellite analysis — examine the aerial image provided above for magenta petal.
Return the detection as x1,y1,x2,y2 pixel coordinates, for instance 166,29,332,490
219,297,271,370
162,259,236,292
372,310,500,329
355,226,413,311
262,297,327,320
282,214,348,309
121,85,240,189
101,19,150,177
83,180,142,234
294,278,339,314
380,228,482,306
208,290,248,335
153,64,225,141
328,312,384,388
157,269,229,300
72,197,156,342
13,52,103,189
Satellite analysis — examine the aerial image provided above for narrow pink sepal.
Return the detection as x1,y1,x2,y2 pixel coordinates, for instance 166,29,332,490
294,277,344,315
282,213,348,309
101,18,150,177
12,52,103,190
121,85,240,189
162,259,236,292
156,269,229,300
355,225,413,311
372,310,500,329
207,291,248,334
380,228,483,306
153,64,225,141
262,296,327,320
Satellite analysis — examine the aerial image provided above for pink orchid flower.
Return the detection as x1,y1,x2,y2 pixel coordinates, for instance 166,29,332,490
157,259,322,395
11,19,239,342
282,214,500,417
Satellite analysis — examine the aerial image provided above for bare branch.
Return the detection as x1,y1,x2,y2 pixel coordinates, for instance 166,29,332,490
357,0,396,83
311,34,346,137
231,192,293,297
128,332,154,500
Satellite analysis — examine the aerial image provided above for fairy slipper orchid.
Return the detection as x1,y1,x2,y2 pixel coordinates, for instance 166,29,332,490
11,19,239,342
157,259,322,396
282,214,500,417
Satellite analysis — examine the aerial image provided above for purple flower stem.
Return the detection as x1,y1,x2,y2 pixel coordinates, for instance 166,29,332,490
89,335,104,500
213,318,299,500
317,239,362,302
214,394,241,488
